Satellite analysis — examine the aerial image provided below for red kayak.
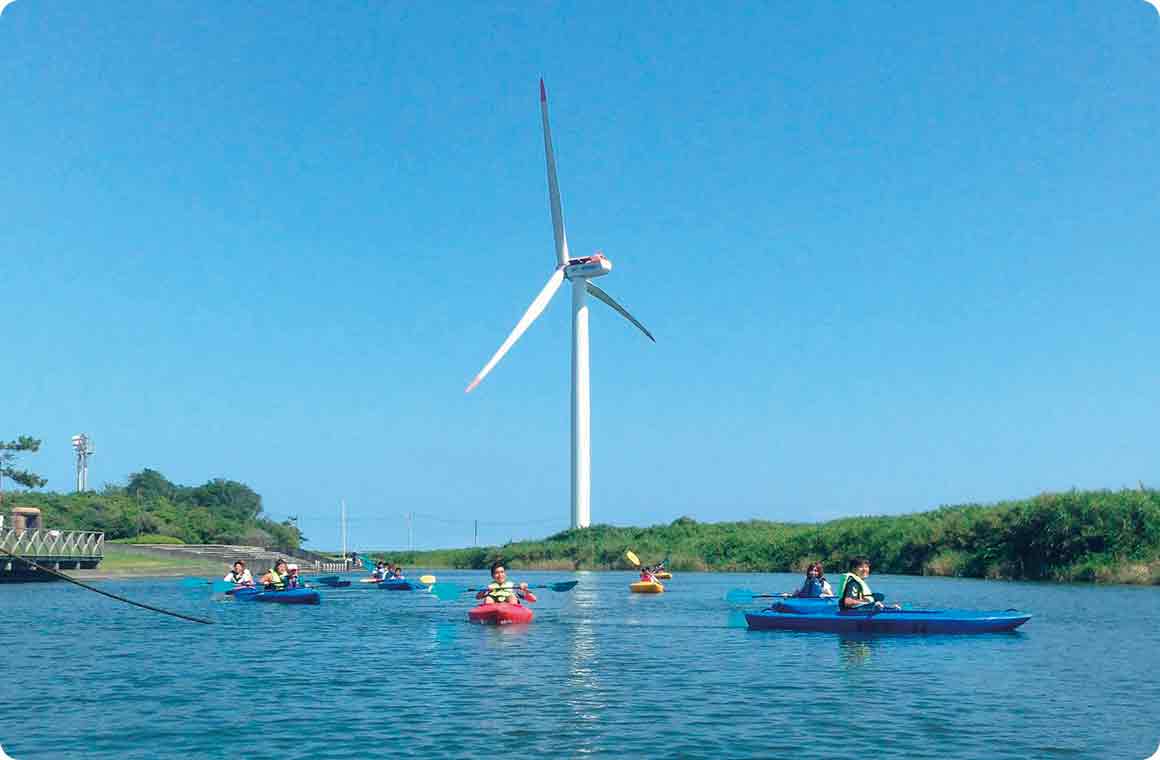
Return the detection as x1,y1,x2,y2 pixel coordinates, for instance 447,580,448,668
467,603,534,625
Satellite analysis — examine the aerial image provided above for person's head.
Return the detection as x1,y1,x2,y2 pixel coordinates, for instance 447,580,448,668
806,562,824,579
377,561,385,569
849,557,871,578
490,560,507,582
275,559,288,574
232,561,245,573
288,564,299,575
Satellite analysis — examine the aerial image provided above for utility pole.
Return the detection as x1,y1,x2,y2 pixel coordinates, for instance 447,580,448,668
474,519,478,547
407,512,414,552
70,434,94,492
340,500,347,568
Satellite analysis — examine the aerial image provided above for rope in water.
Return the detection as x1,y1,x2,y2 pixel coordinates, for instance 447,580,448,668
0,546,214,625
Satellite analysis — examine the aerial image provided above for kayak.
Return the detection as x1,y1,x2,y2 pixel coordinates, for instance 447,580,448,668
377,579,416,591
313,578,351,588
656,571,673,580
745,607,1030,634
232,587,321,605
630,581,664,594
772,597,837,613
467,603,534,625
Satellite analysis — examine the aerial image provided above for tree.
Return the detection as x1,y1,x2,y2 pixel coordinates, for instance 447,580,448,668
0,436,47,503
126,469,179,502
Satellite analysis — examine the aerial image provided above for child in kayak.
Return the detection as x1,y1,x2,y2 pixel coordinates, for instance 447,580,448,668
476,561,535,605
260,559,290,591
793,562,833,598
285,564,302,589
392,566,405,580
223,561,254,587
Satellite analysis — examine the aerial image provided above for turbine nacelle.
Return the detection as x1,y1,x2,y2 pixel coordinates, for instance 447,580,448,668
564,253,612,280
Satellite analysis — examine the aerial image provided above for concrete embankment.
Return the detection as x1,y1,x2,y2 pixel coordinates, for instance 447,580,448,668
68,543,349,580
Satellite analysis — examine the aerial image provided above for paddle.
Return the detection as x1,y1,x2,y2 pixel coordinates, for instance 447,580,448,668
724,588,793,604
625,550,641,567
428,580,579,602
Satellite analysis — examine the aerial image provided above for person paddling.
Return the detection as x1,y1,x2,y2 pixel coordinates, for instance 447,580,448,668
639,565,660,584
223,561,254,587
476,561,536,605
261,559,290,591
371,561,387,581
793,562,833,598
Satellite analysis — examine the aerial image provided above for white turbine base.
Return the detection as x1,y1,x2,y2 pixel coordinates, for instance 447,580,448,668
571,277,591,529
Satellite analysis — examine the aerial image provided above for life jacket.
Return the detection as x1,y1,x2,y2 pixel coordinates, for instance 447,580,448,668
640,571,656,582
265,569,286,591
836,572,871,605
228,570,253,585
800,577,826,598
485,580,516,603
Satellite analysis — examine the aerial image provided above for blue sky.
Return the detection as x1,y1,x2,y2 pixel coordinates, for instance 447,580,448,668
2,1,1158,550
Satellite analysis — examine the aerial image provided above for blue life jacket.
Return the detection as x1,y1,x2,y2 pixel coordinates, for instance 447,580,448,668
800,577,826,598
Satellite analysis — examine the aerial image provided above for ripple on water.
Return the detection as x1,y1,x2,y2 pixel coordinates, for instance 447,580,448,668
0,572,1157,758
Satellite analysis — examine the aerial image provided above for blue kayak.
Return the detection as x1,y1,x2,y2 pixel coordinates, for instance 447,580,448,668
377,579,416,591
745,607,1030,634
772,597,837,613
232,587,321,605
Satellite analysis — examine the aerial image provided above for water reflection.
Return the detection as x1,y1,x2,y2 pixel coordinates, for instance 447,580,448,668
564,570,604,752
838,634,876,669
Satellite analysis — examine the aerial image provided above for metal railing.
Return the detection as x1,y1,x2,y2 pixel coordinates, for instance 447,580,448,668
0,529,105,559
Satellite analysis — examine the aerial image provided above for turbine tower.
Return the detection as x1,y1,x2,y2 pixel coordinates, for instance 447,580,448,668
466,80,654,530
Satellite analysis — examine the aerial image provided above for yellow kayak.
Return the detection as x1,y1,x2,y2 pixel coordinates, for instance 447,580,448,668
656,571,672,580
630,581,664,594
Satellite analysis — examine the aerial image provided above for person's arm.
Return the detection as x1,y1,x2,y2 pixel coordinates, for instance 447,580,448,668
840,583,869,609
821,580,833,597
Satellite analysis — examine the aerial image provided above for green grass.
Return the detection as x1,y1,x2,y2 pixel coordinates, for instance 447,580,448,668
90,545,223,575
364,488,1160,585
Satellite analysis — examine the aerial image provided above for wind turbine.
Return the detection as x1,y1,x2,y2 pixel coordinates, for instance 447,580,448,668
465,79,655,530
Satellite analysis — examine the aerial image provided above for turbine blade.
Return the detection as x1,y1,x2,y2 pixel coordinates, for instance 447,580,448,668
586,282,656,342
541,79,570,269
466,268,566,392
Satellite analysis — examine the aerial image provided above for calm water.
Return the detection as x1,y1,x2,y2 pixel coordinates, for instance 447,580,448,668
1,571,1157,759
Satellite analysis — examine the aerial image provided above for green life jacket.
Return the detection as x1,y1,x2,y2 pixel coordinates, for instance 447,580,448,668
486,580,516,603
836,572,872,606
266,569,286,591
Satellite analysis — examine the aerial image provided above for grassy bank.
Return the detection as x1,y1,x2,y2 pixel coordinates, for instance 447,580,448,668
74,545,225,577
370,488,1160,584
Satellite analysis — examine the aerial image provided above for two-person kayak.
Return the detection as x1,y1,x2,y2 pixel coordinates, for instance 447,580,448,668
745,606,1030,634
630,580,664,594
231,587,321,605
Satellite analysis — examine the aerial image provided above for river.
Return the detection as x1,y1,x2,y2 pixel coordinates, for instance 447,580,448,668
0,571,1156,759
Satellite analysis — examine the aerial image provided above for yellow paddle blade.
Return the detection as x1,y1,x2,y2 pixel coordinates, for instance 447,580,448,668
418,574,436,585
625,550,640,566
